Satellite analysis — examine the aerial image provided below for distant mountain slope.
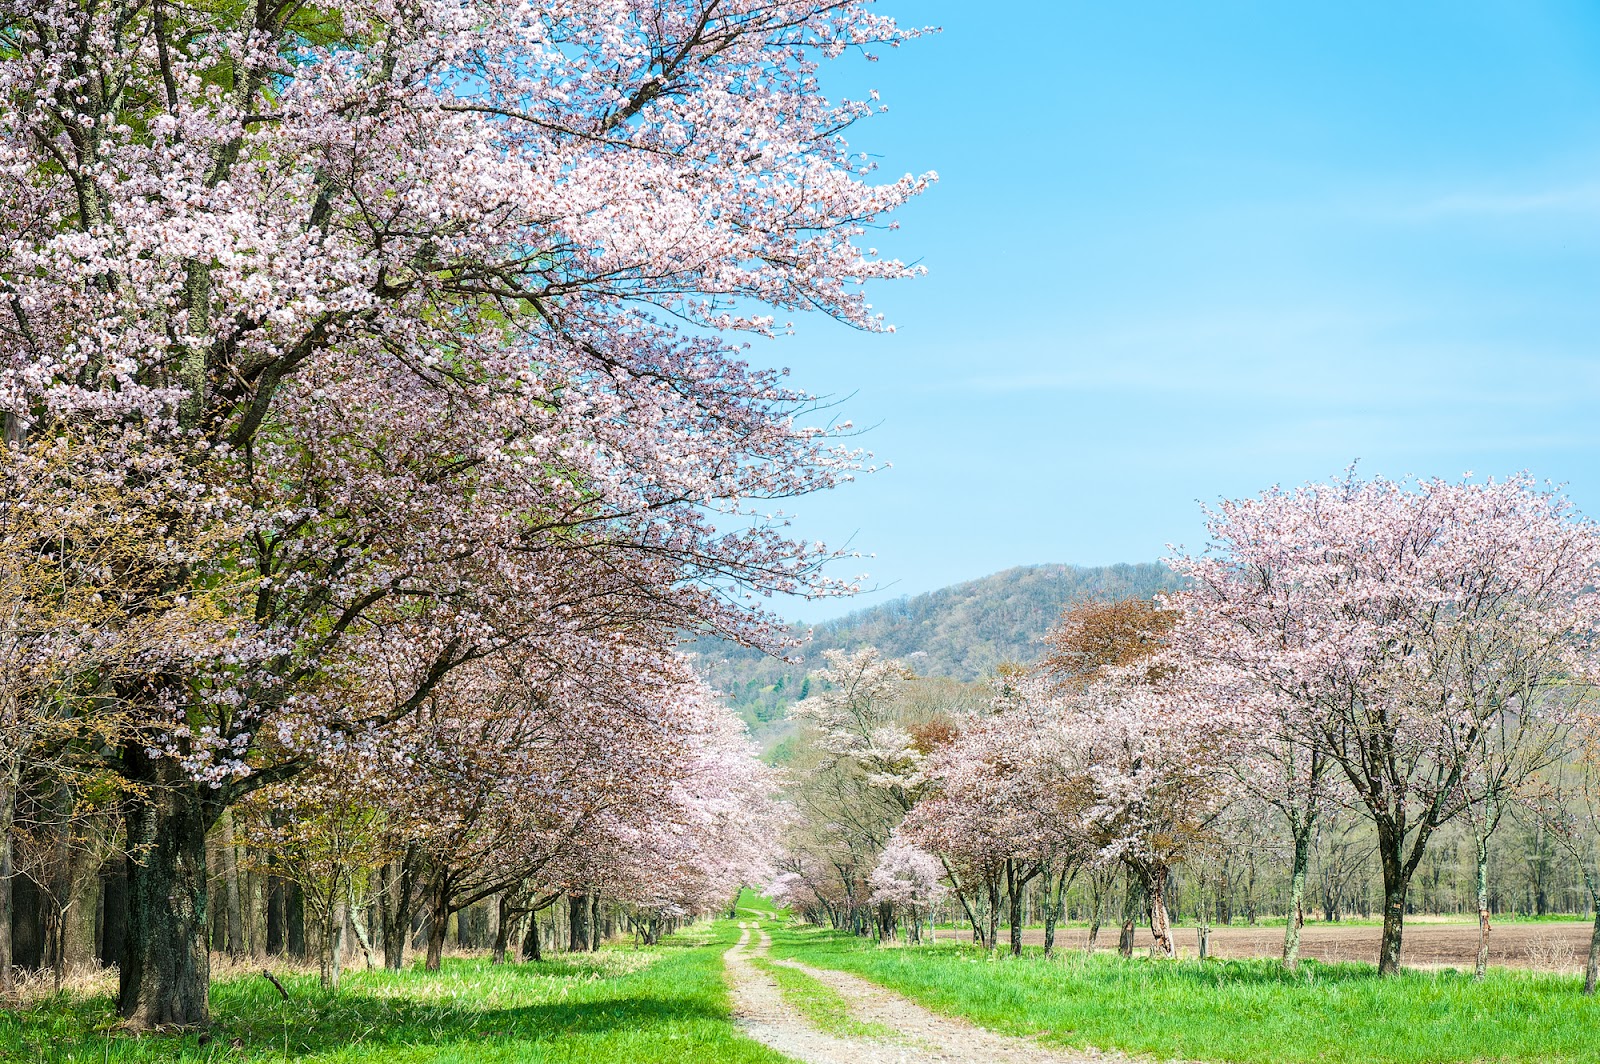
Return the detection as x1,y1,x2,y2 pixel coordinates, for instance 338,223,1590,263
691,562,1182,733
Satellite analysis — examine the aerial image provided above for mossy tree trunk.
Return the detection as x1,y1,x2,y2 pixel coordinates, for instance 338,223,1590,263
117,750,215,1030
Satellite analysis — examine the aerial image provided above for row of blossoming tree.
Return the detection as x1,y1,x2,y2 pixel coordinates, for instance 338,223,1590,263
0,0,934,1029
772,473,1600,993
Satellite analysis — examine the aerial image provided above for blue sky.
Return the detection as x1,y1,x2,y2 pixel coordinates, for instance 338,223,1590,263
758,1,1600,621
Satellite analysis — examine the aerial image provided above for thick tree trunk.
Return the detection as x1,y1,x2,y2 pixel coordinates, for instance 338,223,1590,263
286,882,306,958
118,761,214,1030
425,909,448,971
1378,864,1407,977
424,880,450,971
379,858,413,971
266,875,285,956
1144,865,1175,959
62,864,101,977
218,811,245,959
568,893,591,953
1282,820,1311,968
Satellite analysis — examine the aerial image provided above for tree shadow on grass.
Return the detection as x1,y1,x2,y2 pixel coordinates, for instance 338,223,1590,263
6,952,742,1063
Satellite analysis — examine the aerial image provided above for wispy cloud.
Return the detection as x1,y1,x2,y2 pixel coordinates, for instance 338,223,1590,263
1397,183,1600,219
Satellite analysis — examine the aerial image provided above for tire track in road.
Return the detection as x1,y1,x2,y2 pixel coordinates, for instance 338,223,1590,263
724,922,1130,1064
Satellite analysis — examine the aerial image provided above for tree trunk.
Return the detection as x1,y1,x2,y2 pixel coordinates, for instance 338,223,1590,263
424,879,449,972
379,857,414,971
1283,819,1312,969
1006,861,1025,957
266,876,285,956
1118,867,1141,958
424,909,448,971
1583,899,1600,996
326,890,347,990
591,894,602,952
524,911,542,962
493,892,523,964
1086,869,1109,956
1042,864,1074,959
286,882,306,958
118,760,214,1030
1144,865,1175,959
218,811,245,959
98,857,127,970
62,863,101,976
1042,871,1059,959
246,869,266,961
568,893,591,953
1474,831,1492,981
1582,870,1599,996
1377,860,1407,977
984,876,1000,954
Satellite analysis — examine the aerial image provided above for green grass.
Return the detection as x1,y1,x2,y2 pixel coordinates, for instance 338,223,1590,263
733,888,785,920
767,922,1600,1064
2,922,788,1064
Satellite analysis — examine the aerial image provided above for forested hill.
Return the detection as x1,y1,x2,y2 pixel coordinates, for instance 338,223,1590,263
691,562,1181,732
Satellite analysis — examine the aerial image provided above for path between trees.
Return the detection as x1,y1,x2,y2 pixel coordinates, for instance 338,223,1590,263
723,922,1130,1064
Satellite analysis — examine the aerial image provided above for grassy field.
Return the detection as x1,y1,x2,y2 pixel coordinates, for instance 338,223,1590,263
765,920,1600,1064
1,921,786,1064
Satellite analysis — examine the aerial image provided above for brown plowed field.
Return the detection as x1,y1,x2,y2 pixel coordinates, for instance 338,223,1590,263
1009,920,1595,970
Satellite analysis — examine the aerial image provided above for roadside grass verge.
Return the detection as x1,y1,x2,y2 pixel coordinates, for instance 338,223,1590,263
1,922,786,1064
767,923,1600,1064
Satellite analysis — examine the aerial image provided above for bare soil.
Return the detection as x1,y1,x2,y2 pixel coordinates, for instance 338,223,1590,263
1010,919,1596,970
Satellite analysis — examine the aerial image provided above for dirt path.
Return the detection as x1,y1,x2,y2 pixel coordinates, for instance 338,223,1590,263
723,921,1128,1064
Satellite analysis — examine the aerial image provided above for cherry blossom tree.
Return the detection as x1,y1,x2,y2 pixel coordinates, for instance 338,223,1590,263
1042,671,1230,959
896,679,1086,956
1035,597,1229,960
1169,473,1600,975
0,0,929,1027
868,835,946,943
